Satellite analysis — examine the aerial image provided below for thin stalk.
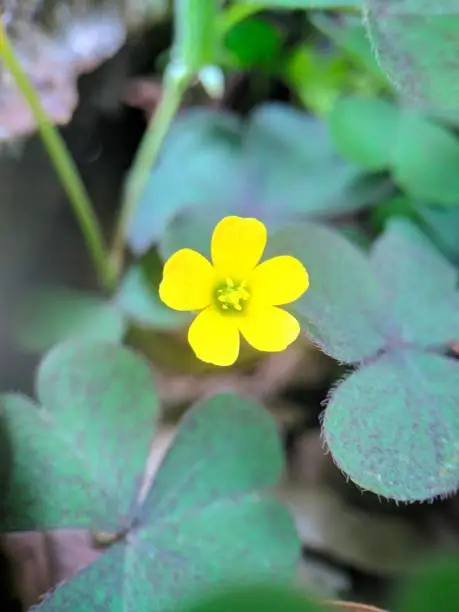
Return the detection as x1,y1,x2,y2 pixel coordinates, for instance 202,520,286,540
109,70,191,277
0,18,115,291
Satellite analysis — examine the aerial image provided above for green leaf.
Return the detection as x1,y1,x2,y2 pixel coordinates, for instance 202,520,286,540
285,45,352,116
393,111,459,204
239,0,361,7
159,174,389,262
128,104,371,256
0,341,159,531
329,97,398,169
140,393,285,520
180,583,323,612
115,258,191,330
127,109,241,255
15,287,126,353
364,0,459,116
330,96,459,204
310,13,387,86
370,218,459,346
413,201,459,263
223,17,282,69
394,555,459,612
323,349,459,501
158,204,223,262
265,222,387,363
136,497,298,610
34,393,300,611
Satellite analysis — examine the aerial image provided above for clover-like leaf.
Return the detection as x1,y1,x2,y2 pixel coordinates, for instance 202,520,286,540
393,110,459,204
115,261,191,330
127,109,242,255
329,96,459,204
14,287,126,353
414,201,459,263
364,0,459,116
0,341,159,531
34,393,300,611
323,348,459,501
128,103,372,256
310,13,387,86
394,554,459,612
265,222,387,363
158,204,222,264
329,96,398,170
370,218,459,346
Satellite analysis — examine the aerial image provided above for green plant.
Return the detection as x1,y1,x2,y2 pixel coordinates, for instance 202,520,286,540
4,0,459,608
1,340,299,610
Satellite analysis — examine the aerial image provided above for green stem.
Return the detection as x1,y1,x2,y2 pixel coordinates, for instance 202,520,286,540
0,20,115,291
110,69,191,276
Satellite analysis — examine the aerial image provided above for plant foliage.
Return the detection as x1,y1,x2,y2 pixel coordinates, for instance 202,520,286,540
127,103,379,257
364,0,459,117
266,218,459,501
0,341,299,610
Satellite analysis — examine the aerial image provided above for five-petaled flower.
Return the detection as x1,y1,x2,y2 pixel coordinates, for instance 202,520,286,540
159,216,309,366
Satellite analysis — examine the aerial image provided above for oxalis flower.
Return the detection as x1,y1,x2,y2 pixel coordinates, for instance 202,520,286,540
159,216,309,366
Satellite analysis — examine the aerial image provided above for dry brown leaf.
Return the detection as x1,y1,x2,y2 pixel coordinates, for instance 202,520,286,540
0,1,169,141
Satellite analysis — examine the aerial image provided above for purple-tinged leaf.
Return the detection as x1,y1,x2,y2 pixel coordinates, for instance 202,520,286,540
33,393,300,611
265,222,388,363
0,341,159,531
323,349,459,501
371,218,459,347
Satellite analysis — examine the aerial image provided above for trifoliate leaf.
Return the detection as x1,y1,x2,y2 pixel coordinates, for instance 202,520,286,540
115,263,190,330
413,201,459,263
180,583,323,612
158,204,222,262
329,97,398,170
310,14,387,86
394,554,459,612
127,109,241,255
140,393,285,520
329,96,459,204
266,222,387,363
393,110,459,204
364,0,459,117
15,287,126,353
0,341,159,531
128,103,372,256
323,349,459,501
34,393,300,611
370,218,459,346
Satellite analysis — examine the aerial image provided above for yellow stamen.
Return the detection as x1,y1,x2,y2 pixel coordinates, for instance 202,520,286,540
216,278,250,312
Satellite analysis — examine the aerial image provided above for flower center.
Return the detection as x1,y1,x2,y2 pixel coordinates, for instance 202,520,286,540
215,278,250,313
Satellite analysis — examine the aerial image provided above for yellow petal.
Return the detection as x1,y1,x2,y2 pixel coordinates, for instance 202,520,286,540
188,308,240,366
211,216,267,278
239,306,300,352
250,255,309,306
159,249,214,311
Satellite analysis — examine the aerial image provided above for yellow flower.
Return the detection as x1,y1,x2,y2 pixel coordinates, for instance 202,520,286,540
159,216,309,366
